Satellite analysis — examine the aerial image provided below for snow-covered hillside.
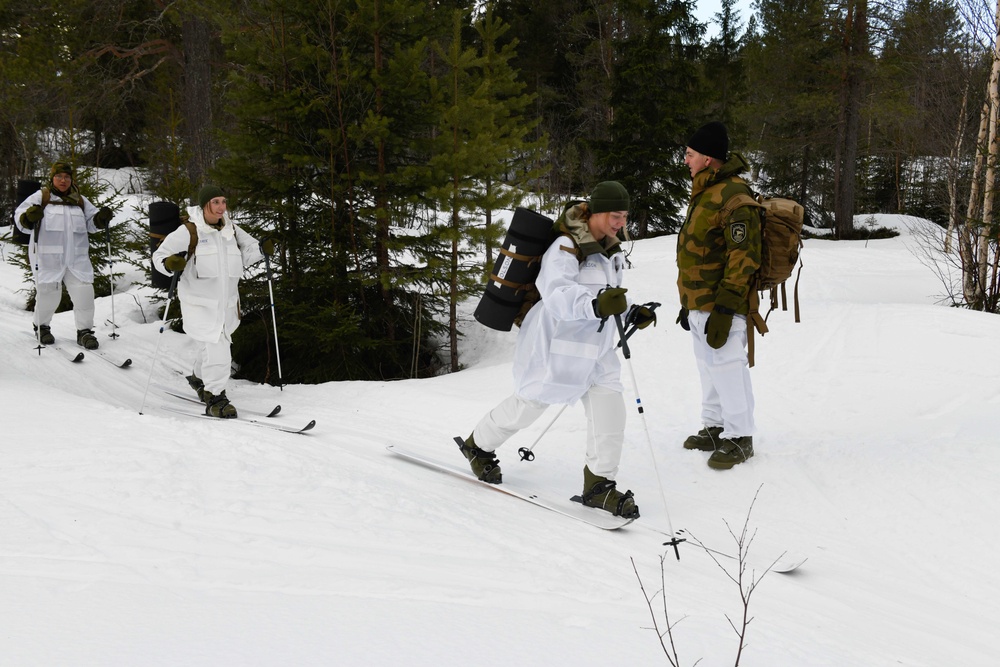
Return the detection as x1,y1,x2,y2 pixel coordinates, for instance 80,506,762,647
1,197,996,665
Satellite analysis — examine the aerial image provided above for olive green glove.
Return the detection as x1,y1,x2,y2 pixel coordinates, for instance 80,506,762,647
93,207,113,229
593,287,628,319
163,253,187,272
704,306,734,349
260,238,276,256
625,302,659,330
21,205,43,229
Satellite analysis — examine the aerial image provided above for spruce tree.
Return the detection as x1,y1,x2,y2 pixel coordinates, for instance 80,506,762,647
601,0,705,237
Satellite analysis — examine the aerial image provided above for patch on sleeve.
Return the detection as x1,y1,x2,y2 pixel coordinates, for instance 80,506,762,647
729,222,747,244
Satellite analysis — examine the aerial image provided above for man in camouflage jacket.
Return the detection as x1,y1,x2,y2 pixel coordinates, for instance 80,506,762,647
676,121,761,470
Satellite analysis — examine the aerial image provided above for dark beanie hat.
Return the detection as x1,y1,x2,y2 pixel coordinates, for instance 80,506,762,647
198,185,225,208
687,121,729,161
50,162,74,179
588,181,630,214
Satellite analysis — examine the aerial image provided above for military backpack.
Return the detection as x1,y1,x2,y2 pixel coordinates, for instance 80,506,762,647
720,191,805,365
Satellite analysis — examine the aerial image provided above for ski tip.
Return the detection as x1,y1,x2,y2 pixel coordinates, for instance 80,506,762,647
301,419,316,432
121,358,133,368
71,352,85,362
267,405,281,418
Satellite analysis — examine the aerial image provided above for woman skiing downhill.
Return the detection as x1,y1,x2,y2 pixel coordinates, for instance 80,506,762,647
458,181,656,518
152,185,272,419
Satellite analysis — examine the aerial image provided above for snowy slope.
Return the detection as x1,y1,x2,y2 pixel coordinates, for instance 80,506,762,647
1,206,997,666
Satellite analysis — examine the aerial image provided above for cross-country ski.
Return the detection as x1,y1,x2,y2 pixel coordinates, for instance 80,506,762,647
388,444,635,531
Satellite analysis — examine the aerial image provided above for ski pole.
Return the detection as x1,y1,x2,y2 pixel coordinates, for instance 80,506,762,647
517,404,569,461
614,311,684,560
139,265,181,415
261,244,284,389
105,225,119,340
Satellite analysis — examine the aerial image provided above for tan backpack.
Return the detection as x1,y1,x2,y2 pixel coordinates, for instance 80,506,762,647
720,192,805,366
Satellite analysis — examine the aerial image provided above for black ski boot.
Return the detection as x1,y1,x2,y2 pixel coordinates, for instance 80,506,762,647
455,435,502,484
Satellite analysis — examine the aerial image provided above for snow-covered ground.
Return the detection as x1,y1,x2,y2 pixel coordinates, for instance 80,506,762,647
1,189,996,665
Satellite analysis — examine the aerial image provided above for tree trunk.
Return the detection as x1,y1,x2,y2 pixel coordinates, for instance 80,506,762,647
182,16,213,185
975,0,1000,310
834,0,867,238
963,100,990,306
945,81,970,255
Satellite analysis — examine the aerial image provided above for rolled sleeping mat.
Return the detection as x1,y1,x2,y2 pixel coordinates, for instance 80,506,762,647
473,207,556,331
149,201,182,289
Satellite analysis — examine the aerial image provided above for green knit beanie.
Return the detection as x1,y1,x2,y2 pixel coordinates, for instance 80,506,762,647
198,185,225,208
588,181,630,214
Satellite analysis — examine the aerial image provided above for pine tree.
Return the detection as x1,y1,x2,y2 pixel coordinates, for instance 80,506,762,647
601,0,705,237
424,5,544,372
741,0,838,224
217,0,458,383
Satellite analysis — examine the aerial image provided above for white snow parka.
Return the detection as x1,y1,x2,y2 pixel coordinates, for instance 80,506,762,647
511,204,627,405
14,188,100,284
152,205,263,344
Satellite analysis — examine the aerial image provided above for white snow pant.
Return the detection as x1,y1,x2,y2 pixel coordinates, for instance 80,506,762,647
34,272,95,331
193,334,233,396
473,385,626,480
687,310,755,438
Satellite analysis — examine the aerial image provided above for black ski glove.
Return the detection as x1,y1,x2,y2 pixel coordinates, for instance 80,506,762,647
93,207,113,229
676,307,690,331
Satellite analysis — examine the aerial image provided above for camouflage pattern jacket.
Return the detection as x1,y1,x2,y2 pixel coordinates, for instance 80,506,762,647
676,152,761,315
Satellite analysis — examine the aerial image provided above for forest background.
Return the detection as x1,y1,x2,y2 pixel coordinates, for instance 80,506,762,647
1,0,997,385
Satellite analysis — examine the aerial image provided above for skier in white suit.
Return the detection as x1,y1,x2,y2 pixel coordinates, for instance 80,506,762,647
458,181,657,518
153,185,272,418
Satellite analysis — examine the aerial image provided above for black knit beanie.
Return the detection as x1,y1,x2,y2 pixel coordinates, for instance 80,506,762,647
588,181,630,214
198,185,225,208
687,121,729,161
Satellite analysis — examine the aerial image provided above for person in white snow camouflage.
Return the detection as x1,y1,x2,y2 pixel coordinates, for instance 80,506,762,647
14,162,113,350
458,181,656,518
152,185,273,419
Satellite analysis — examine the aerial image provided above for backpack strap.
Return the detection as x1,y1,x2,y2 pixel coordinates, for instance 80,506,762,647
718,190,764,223
747,284,768,368
182,221,198,260
719,191,766,367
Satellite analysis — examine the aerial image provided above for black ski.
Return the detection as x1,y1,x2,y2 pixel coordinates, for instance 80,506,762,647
156,384,281,418
158,404,315,434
